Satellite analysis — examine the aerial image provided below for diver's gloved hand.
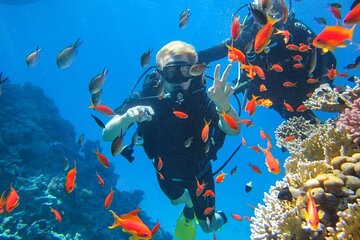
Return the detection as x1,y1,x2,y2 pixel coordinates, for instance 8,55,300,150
208,64,234,112
126,105,154,123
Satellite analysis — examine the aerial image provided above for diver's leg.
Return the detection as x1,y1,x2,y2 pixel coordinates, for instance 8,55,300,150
190,168,228,233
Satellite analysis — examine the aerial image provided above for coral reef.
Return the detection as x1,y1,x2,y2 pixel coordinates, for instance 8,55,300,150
0,83,171,240
336,98,360,144
250,80,360,240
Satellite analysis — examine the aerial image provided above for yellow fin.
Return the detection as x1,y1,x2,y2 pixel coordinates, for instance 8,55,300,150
300,209,308,220
318,209,325,219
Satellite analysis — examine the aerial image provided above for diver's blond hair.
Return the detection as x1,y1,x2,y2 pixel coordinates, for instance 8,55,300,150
156,41,198,69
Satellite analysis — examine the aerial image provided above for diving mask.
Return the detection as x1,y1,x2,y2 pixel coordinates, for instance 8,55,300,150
158,61,193,84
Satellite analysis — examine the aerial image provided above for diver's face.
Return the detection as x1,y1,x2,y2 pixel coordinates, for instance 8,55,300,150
159,56,194,93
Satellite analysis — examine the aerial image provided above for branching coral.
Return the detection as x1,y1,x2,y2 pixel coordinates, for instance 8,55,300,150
304,84,346,112
336,98,360,144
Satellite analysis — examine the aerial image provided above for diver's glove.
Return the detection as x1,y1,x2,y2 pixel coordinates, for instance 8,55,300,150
102,106,154,142
126,105,154,123
208,64,234,112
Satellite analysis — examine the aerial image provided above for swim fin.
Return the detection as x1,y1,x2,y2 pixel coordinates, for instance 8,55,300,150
174,211,196,240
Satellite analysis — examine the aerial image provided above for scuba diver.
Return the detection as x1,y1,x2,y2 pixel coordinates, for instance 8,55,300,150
102,41,240,239
198,0,337,121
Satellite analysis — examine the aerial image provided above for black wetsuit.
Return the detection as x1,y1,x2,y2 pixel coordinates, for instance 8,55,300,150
115,76,226,221
198,13,336,121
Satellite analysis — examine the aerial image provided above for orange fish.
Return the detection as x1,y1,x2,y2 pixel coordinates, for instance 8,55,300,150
157,171,165,180
286,44,299,51
312,25,356,52
258,145,281,174
238,119,254,128
215,171,227,183
298,43,312,52
50,206,62,222
248,163,261,174
195,178,207,197
0,191,6,214
157,155,163,171
226,44,247,64
293,63,304,69
267,139,273,150
296,104,308,112
89,102,115,116
5,185,19,213
256,98,273,107
173,109,188,119
306,78,319,84
241,136,247,146
248,145,261,153
204,206,214,216
338,72,349,78
326,65,338,80
301,189,325,232
269,63,283,72
96,171,105,186
244,216,252,222
274,29,290,44
231,16,242,42
201,119,212,142
259,84,267,92
254,14,280,54
259,128,267,140
219,111,238,131
108,209,157,239
245,95,259,116
284,135,296,141
282,81,297,87
95,149,110,168
252,65,266,80
231,213,242,221
65,161,77,193
283,100,294,112
328,3,342,21
344,3,360,25
292,54,303,62
104,187,115,209
202,189,215,198
306,92,313,98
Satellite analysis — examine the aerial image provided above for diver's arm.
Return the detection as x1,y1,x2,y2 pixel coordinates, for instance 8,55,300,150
197,39,232,63
102,106,154,142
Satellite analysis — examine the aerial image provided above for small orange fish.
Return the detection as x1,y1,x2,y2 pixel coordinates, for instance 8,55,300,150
231,16,242,42
259,128,267,140
328,3,342,21
50,206,62,222
259,84,267,92
256,98,273,107
96,171,105,186
338,72,349,78
254,14,280,54
283,100,294,112
238,119,254,128
195,178,207,197
104,187,115,209
201,119,212,142
241,136,247,146
306,92,313,98
326,65,338,80
293,63,304,69
95,149,110,168
219,112,238,131
226,44,246,64
296,104,308,112
298,43,311,52
173,109,188,119
231,213,242,221
306,78,319,84
245,95,259,116
202,189,215,198
274,29,290,44
157,155,163,171
248,163,261,174
215,171,227,183
269,64,283,72
89,102,115,116
344,3,360,25
157,171,165,180
282,81,297,87
258,145,281,174
65,161,77,193
267,139,273,149
286,44,299,51
292,54,303,62
248,145,261,153
301,189,325,232
204,206,214,216
252,65,266,80
284,135,296,141
244,216,252,222
5,185,19,213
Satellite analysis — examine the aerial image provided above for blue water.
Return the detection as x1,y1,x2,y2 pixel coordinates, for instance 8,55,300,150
0,0,359,239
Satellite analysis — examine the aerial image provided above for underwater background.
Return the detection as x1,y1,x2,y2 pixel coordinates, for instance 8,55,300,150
0,0,359,239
